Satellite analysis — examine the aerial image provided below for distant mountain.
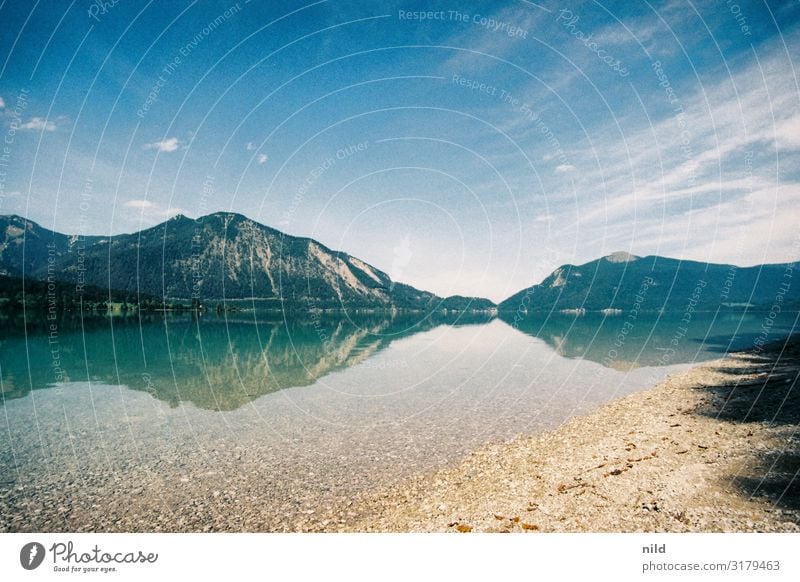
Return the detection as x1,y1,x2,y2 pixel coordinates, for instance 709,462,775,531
0,213,494,312
0,214,104,277
499,251,799,314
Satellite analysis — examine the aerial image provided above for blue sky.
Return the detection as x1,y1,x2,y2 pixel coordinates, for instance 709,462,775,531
0,0,798,301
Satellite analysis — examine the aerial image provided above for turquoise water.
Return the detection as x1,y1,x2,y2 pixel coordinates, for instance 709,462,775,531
0,310,797,530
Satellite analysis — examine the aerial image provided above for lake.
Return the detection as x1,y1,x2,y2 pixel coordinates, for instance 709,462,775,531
1,310,797,531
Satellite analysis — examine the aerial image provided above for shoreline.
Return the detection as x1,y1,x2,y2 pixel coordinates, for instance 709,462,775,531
347,338,800,532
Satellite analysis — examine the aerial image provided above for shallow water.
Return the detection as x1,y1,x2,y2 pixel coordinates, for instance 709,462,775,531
0,311,797,530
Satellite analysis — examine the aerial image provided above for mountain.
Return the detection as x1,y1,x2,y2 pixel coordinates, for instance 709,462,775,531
0,213,494,312
499,251,799,314
0,214,104,277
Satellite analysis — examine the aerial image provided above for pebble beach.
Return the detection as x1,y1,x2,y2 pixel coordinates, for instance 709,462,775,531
350,338,800,532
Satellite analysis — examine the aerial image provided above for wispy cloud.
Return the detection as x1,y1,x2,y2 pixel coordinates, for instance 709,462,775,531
123,199,156,209
19,117,57,131
256,153,268,165
440,5,547,73
123,199,182,220
143,137,180,152
591,15,668,51
0,96,5,109
533,34,800,268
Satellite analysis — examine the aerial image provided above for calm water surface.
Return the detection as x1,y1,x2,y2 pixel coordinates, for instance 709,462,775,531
0,310,797,530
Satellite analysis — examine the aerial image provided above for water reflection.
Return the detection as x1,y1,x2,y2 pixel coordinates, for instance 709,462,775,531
0,312,491,410
501,311,799,369
2,309,798,532
2,310,796,411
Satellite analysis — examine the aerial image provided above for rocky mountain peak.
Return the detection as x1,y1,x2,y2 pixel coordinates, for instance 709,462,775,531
605,251,639,263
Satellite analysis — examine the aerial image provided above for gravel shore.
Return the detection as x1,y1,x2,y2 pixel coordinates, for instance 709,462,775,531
350,338,800,532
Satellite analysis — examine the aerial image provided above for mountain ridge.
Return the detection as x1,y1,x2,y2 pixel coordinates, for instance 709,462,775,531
0,212,495,312
4,212,798,315
499,251,798,314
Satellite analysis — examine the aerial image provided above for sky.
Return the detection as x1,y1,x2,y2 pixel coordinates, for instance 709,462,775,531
0,0,799,302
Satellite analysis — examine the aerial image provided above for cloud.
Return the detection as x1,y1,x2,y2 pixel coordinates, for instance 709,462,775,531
19,117,57,131
123,199,155,209
0,96,5,109
772,114,800,150
592,19,665,48
505,31,800,275
123,199,183,220
440,6,547,73
257,153,268,165
143,137,180,152
555,164,576,173
245,142,256,151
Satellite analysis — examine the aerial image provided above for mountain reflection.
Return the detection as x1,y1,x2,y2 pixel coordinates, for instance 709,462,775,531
501,311,799,369
0,312,490,410
3,310,796,411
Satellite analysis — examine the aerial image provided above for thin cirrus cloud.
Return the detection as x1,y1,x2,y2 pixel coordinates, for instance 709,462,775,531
123,199,182,219
256,153,268,165
533,36,800,268
123,199,156,209
19,116,57,131
143,137,181,152
440,5,547,73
